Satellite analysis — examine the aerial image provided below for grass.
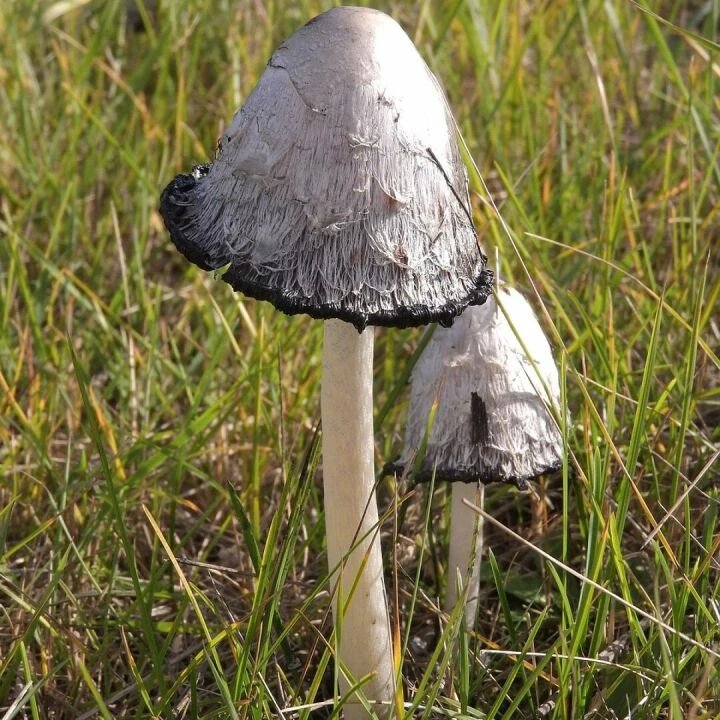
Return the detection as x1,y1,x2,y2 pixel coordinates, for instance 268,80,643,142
0,0,719,717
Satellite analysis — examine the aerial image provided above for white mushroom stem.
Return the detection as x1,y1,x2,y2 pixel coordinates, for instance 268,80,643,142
321,319,395,720
445,481,485,628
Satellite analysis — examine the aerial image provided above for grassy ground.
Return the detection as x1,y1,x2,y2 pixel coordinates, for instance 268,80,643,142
1,0,719,718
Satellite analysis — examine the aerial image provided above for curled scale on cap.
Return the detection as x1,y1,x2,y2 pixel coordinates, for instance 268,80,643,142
387,287,564,487
160,7,492,331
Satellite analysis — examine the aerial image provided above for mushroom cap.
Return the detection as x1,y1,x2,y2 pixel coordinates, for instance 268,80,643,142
388,287,564,487
160,6,492,331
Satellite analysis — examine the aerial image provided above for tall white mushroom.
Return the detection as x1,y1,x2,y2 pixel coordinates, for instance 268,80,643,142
160,7,492,718
389,286,564,628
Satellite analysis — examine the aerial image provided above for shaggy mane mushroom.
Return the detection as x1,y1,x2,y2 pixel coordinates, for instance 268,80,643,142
160,7,493,717
387,286,564,627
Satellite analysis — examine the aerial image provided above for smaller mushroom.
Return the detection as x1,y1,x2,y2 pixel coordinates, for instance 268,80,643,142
388,285,564,626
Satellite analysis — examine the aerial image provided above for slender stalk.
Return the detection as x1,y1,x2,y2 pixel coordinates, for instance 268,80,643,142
445,482,485,628
321,319,395,719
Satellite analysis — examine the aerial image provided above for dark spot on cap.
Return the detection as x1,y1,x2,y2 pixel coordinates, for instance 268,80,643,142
470,392,489,446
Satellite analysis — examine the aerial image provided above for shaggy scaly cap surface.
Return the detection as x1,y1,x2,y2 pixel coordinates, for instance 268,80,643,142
160,6,492,331
393,287,564,486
